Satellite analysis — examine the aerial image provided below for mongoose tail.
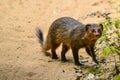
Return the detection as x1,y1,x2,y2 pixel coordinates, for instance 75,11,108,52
36,28,44,46
36,28,51,56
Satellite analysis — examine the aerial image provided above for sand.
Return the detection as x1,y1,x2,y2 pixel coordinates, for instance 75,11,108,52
0,0,114,80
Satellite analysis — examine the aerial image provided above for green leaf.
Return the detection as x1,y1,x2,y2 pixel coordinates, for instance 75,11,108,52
97,36,105,43
115,20,120,28
104,46,111,55
113,75,120,80
116,49,120,54
110,46,116,51
104,24,109,30
117,62,120,66
108,25,112,30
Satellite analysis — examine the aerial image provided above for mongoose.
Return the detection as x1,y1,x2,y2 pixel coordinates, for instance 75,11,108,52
36,17,103,66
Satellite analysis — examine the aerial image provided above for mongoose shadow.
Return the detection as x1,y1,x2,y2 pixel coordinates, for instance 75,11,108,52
36,17,103,66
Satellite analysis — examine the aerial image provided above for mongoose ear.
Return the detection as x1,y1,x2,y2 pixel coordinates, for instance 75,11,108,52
85,24,91,31
99,24,103,31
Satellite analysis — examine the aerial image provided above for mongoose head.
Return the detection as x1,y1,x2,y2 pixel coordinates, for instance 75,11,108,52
84,24,103,42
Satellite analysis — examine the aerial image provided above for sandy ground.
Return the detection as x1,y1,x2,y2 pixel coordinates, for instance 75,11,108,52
0,0,115,80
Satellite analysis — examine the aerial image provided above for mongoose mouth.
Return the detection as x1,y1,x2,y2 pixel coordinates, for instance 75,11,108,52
91,38,98,42
91,39,96,42
91,36,100,42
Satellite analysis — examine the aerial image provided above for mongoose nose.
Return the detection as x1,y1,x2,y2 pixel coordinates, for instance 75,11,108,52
95,34,100,37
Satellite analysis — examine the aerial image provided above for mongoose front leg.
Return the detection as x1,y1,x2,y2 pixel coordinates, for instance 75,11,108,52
90,47,98,64
71,47,83,66
86,47,98,64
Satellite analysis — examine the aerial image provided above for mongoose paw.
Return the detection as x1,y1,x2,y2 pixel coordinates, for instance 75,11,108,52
94,60,99,65
61,58,68,62
52,56,58,59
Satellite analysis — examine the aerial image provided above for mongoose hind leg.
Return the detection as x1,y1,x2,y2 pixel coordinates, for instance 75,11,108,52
51,42,60,59
61,44,69,62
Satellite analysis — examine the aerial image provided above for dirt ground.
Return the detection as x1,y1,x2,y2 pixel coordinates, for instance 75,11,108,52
0,0,117,80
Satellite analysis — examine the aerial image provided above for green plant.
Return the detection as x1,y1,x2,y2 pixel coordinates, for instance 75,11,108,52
113,75,120,80
97,17,120,57
96,16,120,77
